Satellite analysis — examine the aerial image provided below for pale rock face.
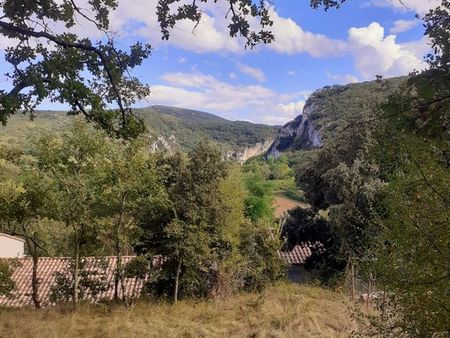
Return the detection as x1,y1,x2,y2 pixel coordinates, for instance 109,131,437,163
149,134,273,163
149,135,177,153
266,99,323,159
227,139,274,163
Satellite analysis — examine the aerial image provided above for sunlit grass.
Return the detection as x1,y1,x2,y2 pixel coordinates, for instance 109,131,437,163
0,283,356,338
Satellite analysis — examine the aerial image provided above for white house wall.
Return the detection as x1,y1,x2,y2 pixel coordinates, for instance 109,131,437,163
0,235,25,258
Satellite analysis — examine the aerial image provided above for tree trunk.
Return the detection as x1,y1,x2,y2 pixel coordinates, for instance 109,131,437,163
114,244,124,302
174,260,182,303
25,239,42,309
73,239,80,307
31,253,41,309
351,263,355,301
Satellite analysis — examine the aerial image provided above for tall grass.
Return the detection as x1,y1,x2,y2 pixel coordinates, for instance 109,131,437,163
0,283,356,338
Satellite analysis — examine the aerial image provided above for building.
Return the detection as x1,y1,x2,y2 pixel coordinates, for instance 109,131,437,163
0,256,151,307
0,245,317,308
0,233,25,258
278,243,319,283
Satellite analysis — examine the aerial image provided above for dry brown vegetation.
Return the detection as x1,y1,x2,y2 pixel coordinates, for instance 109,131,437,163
273,194,309,218
0,283,356,338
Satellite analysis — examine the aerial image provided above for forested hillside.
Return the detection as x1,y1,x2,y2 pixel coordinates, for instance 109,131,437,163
267,77,405,157
269,71,449,336
0,106,278,159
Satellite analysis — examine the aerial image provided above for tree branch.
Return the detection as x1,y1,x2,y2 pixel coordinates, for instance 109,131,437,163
0,20,128,129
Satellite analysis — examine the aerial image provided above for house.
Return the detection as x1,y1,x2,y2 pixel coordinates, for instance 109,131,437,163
0,233,25,258
278,243,318,283
0,256,151,307
0,244,317,308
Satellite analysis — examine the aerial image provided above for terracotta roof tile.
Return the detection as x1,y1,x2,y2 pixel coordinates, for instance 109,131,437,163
1,248,315,308
0,256,153,308
278,243,319,265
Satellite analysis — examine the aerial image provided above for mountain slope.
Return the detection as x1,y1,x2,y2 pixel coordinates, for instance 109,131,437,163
267,77,406,158
0,106,279,161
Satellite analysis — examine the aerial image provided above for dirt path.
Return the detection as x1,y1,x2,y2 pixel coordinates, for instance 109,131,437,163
273,193,309,218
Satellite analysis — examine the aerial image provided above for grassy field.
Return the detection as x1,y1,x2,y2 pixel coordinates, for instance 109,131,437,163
0,283,356,338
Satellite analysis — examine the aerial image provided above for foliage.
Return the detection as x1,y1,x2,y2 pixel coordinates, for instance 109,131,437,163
0,0,151,138
0,259,15,296
139,140,282,300
0,107,279,155
139,140,230,300
243,172,275,223
49,258,109,304
237,221,284,292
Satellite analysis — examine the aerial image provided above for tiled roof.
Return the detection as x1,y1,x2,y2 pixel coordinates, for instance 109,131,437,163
0,256,160,308
1,247,316,308
278,243,317,265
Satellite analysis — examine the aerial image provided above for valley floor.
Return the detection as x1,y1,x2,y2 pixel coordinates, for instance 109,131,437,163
0,283,356,338
273,193,309,218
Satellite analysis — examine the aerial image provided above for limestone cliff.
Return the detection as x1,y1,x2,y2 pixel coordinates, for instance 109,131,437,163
227,139,274,163
267,95,323,159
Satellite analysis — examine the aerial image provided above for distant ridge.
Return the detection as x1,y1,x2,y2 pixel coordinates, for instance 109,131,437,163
1,105,279,162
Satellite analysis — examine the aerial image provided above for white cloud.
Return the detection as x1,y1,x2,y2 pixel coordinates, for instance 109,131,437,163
229,72,237,80
287,71,296,76
267,9,347,57
368,0,440,14
390,19,419,34
148,72,309,124
347,22,427,79
326,72,359,84
177,56,187,64
237,63,266,82
272,100,306,124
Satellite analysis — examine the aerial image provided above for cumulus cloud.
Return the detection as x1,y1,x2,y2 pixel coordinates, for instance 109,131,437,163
390,19,419,34
267,9,347,57
237,63,266,82
148,72,309,124
347,22,426,79
326,72,359,84
368,0,440,14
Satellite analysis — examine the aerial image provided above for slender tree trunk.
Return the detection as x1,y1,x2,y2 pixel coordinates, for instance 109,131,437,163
114,240,124,302
25,239,42,309
73,237,80,307
114,240,120,301
351,263,355,301
174,260,182,303
31,253,41,309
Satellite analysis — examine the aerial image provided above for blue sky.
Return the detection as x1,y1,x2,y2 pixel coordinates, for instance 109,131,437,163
0,0,440,125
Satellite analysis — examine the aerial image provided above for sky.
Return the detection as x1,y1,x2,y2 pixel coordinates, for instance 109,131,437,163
0,0,442,125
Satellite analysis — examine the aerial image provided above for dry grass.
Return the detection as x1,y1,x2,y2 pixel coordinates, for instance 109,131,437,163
0,283,356,338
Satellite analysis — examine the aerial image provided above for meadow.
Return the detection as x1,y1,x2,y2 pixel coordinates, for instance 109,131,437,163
0,283,357,338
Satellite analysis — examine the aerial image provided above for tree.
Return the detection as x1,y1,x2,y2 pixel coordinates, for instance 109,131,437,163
243,172,275,223
93,139,163,302
140,140,229,302
33,119,109,306
0,151,59,308
0,259,15,297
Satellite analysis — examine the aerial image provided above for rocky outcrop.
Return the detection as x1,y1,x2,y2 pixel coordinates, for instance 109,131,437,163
266,98,323,159
149,135,177,153
150,134,273,163
227,139,274,163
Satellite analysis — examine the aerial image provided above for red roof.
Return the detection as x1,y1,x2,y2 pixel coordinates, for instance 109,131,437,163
1,247,316,308
0,256,158,307
278,243,317,265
